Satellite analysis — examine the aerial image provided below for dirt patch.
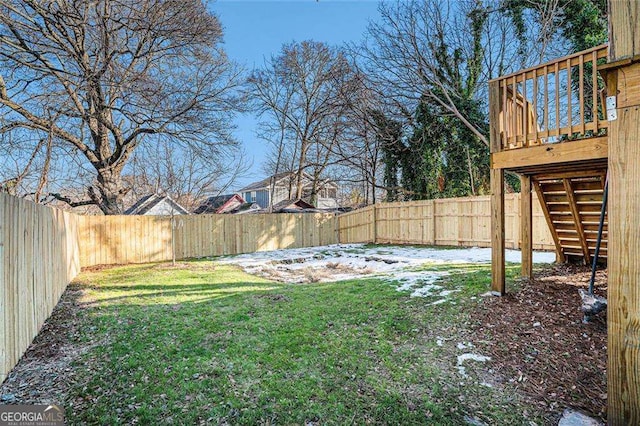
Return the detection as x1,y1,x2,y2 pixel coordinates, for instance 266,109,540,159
0,284,89,406
81,264,124,273
248,263,374,284
255,293,291,302
468,264,608,423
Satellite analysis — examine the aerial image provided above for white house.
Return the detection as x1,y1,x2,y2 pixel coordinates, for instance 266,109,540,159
124,194,189,216
239,172,339,209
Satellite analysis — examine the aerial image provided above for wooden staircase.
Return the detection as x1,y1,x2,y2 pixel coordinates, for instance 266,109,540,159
533,171,608,264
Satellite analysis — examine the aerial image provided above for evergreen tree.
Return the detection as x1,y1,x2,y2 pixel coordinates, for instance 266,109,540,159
370,110,403,202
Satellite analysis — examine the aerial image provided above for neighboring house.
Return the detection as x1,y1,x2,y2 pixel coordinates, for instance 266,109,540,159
193,194,245,214
239,172,340,209
124,194,189,216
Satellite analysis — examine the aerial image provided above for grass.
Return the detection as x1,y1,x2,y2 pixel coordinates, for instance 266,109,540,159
66,259,540,425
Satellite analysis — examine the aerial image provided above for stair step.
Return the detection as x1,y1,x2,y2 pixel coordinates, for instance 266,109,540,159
544,193,603,203
539,180,603,193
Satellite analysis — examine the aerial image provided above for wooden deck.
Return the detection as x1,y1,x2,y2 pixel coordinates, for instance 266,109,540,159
489,45,610,278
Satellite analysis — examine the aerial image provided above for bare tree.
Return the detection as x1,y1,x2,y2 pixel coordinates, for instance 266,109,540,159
326,68,385,205
125,138,250,212
0,0,242,214
247,41,359,206
355,1,495,146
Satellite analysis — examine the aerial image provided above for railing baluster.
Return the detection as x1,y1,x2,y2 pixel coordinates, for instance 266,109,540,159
579,54,585,134
522,72,528,147
512,74,517,147
533,68,538,145
567,58,572,137
502,77,508,149
555,62,560,138
592,50,599,133
544,65,549,138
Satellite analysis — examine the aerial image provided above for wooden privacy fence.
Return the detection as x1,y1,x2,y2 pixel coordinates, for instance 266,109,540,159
338,194,555,251
0,194,81,383
78,213,338,267
174,213,337,260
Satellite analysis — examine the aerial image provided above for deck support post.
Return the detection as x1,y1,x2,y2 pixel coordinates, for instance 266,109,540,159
489,80,506,295
520,175,532,278
491,168,505,295
607,2,640,422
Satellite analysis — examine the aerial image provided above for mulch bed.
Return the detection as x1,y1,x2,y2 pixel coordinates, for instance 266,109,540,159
469,264,608,423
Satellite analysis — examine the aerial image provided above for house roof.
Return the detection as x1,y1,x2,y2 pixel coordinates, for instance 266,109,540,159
233,202,262,214
239,172,338,192
238,172,292,192
124,194,189,215
193,194,244,214
272,198,316,212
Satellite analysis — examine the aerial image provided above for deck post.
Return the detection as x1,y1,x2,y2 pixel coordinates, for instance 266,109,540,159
520,175,532,278
607,1,640,423
491,169,505,295
489,80,506,295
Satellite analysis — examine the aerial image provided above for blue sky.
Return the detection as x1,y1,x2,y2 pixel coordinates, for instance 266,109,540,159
210,0,381,190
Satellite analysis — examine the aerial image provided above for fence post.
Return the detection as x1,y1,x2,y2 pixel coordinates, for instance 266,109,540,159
432,200,438,246
171,214,175,266
372,204,377,244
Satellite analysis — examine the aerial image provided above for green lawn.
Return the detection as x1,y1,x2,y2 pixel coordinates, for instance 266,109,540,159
65,259,540,425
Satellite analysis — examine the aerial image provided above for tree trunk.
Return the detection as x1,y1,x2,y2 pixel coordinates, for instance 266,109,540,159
309,177,319,207
95,166,126,215
295,140,309,200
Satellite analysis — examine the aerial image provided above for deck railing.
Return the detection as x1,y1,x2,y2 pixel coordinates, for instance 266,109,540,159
491,44,609,151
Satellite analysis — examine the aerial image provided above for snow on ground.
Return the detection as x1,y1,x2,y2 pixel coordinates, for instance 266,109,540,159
214,244,556,300
456,353,492,378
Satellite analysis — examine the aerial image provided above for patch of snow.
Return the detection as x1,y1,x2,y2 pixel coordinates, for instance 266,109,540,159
392,270,445,291
409,286,443,298
558,409,603,426
436,338,444,347
389,271,454,298
215,243,555,301
457,366,469,378
480,291,502,297
457,353,491,365
455,353,491,378
464,415,488,426
457,342,474,350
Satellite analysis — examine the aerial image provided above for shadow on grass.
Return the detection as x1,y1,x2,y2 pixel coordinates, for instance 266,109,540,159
74,280,284,306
